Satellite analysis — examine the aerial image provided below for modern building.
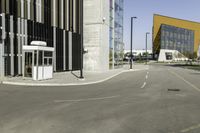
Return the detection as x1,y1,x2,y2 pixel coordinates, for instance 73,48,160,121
0,0,83,77
153,14,200,61
83,0,124,71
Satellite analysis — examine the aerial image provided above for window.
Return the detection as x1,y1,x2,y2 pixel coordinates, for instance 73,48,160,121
44,58,48,65
44,51,52,57
161,24,194,56
39,51,43,66
49,58,52,65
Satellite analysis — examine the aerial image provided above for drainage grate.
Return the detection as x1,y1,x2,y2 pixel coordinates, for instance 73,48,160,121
168,89,181,92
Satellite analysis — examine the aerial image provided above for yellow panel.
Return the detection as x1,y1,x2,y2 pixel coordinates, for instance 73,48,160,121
153,14,200,54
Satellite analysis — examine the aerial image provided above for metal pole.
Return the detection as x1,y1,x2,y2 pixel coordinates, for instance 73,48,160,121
80,0,84,79
146,32,150,65
130,18,133,69
146,33,147,65
130,17,137,69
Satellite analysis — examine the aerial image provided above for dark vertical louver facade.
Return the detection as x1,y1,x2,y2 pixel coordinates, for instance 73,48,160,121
0,0,83,76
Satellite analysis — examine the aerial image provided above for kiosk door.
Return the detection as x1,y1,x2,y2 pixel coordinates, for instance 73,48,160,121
24,52,33,77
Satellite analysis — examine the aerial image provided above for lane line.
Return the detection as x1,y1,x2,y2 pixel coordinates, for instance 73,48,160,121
141,82,146,89
180,123,200,133
146,75,148,79
54,95,121,103
170,70,200,92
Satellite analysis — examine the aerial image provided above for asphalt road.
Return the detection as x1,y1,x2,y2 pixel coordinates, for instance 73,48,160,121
0,64,200,133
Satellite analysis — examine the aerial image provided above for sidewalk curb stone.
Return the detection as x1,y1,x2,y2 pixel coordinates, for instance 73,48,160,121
2,68,148,87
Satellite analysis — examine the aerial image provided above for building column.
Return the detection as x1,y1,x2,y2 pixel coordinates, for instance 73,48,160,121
68,31,72,70
0,42,4,79
73,0,76,32
24,19,28,45
53,27,56,71
60,0,64,29
17,18,22,75
0,13,5,78
10,16,14,76
65,0,69,31
27,0,31,20
63,30,66,70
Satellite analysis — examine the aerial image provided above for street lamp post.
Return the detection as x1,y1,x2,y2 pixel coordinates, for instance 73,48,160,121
130,17,137,69
80,0,84,79
145,32,150,65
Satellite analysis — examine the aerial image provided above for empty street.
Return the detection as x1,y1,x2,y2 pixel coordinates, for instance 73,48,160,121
0,64,200,133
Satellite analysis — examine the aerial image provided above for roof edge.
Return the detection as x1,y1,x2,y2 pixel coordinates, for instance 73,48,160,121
154,14,200,25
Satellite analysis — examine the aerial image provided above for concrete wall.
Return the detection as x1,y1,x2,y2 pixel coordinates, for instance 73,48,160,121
158,49,188,62
83,0,109,71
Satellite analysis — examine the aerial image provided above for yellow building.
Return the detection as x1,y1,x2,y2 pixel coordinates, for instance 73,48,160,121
153,14,200,59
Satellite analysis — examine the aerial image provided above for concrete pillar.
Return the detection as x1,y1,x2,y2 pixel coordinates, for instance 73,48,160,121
83,0,110,71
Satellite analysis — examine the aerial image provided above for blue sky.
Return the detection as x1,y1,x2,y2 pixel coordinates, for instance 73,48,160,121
124,0,200,50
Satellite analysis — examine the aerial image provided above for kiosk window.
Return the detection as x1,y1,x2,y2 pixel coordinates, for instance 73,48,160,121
49,58,52,65
34,51,37,66
44,58,48,65
39,51,43,66
44,51,52,57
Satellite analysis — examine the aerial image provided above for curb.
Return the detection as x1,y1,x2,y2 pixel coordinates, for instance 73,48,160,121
2,68,149,87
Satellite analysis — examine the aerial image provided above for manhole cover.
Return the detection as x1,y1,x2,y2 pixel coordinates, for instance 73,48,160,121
168,89,181,92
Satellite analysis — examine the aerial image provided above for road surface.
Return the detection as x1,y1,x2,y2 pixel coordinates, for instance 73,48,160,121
0,64,200,133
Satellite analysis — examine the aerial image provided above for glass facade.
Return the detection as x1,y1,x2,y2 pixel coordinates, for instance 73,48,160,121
109,0,114,69
109,0,124,69
160,24,195,57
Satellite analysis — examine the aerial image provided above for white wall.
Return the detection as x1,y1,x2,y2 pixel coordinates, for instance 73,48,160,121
83,0,109,71
198,45,200,57
158,49,188,62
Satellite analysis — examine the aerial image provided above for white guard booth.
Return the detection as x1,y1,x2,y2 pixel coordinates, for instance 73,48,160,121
22,41,54,81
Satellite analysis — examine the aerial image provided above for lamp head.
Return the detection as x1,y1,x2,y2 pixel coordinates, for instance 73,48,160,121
132,17,137,19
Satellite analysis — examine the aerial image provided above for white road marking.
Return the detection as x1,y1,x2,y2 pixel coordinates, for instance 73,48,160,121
141,82,147,89
170,71,200,92
175,94,186,97
146,75,148,79
54,95,121,103
180,123,200,133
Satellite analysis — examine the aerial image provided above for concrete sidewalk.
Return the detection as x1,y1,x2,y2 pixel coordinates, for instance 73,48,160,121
1,65,149,86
